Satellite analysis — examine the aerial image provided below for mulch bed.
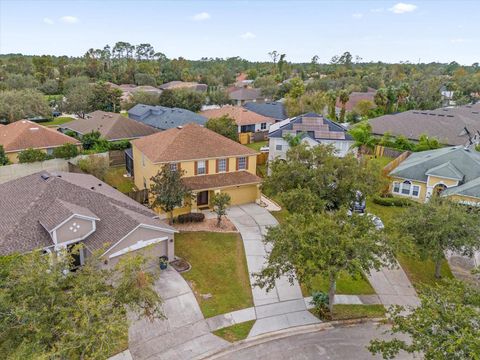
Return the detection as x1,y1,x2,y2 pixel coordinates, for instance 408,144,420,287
174,218,237,232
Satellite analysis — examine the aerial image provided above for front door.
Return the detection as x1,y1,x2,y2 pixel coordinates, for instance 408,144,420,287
197,191,209,206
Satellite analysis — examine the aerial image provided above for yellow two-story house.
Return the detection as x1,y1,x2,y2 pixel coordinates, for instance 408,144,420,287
388,146,480,205
131,123,261,216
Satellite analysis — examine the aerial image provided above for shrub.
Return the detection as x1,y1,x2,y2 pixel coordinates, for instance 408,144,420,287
0,145,9,166
77,155,109,180
108,140,131,151
310,291,331,320
372,195,414,207
18,148,49,163
53,143,79,159
81,131,108,152
176,213,205,224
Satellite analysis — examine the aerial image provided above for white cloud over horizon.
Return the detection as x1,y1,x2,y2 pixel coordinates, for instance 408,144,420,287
43,17,54,25
352,13,363,19
192,12,211,21
389,3,417,14
240,32,256,40
60,15,79,24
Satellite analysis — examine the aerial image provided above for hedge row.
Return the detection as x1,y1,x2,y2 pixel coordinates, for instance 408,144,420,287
176,213,205,224
372,195,414,207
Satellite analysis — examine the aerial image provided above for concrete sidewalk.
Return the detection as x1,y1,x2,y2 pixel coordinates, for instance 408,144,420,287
227,204,320,337
128,267,229,360
367,262,420,307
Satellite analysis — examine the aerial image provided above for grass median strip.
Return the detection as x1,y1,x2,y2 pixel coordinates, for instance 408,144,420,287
213,320,256,342
175,232,253,318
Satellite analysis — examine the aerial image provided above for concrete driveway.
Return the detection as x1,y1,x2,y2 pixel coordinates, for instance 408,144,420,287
207,322,414,360
128,267,228,360
227,204,320,337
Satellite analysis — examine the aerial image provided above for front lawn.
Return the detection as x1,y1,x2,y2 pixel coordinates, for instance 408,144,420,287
331,304,385,320
175,232,253,318
302,271,375,297
213,320,255,342
104,166,136,193
41,116,75,127
245,140,268,151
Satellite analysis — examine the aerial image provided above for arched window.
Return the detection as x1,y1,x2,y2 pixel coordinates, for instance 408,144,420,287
433,183,447,196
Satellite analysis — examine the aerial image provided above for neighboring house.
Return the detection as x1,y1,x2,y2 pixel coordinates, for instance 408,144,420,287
369,103,480,146
201,105,275,133
131,123,261,216
107,83,163,102
0,171,176,267
59,110,157,141
0,120,81,163
388,146,480,204
128,104,207,130
228,87,264,106
268,113,355,162
440,85,455,107
243,101,288,122
159,81,208,92
335,88,376,113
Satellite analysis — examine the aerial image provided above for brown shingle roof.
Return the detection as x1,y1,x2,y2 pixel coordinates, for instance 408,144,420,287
201,105,275,126
369,103,480,146
132,123,257,163
182,171,261,191
0,120,80,152
229,88,262,101
336,91,376,111
61,111,157,141
0,171,174,255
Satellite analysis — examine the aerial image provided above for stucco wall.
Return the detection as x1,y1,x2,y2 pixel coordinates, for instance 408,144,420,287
390,177,427,202
222,184,260,205
55,217,95,244
427,176,458,188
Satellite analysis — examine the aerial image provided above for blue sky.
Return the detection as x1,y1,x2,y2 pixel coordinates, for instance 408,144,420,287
1,0,479,64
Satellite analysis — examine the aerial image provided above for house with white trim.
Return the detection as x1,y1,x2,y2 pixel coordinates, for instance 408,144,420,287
0,171,176,268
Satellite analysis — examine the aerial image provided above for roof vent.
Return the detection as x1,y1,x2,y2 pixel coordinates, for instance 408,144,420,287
447,115,454,118
41,174,50,180
98,183,102,186
90,186,95,190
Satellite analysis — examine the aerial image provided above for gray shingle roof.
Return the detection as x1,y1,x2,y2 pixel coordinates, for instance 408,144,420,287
369,103,480,146
389,146,480,183
38,199,99,232
0,171,174,255
229,88,262,101
243,101,287,120
442,177,480,199
425,161,464,181
127,104,207,130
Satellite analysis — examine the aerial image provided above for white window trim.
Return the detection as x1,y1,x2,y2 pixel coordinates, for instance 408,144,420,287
197,160,206,175
238,157,247,170
170,163,178,172
218,158,227,173
392,181,421,198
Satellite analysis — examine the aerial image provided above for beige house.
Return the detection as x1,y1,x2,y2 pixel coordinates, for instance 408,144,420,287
131,123,261,217
0,120,80,163
0,171,176,267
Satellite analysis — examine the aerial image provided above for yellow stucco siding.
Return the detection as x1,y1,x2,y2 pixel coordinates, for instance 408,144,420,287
390,177,427,203
222,184,260,205
446,194,480,206
427,176,458,188
6,145,82,164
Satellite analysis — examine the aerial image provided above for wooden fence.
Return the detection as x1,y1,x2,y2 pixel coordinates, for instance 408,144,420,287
256,152,268,165
126,189,149,204
374,145,404,159
109,150,126,166
382,150,411,176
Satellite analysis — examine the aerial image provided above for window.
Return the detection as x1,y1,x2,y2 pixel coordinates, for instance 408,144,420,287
393,182,400,193
238,157,247,170
401,181,411,195
170,163,177,172
412,185,420,197
261,122,267,130
197,160,206,175
218,158,227,172
276,144,282,151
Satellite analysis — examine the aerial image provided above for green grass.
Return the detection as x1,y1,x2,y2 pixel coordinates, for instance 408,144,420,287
331,304,386,320
103,166,136,193
245,140,268,151
213,320,255,342
302,271,375,297
366,199,406,231
41,116,75,127
175,232,253,318
367,155,394,169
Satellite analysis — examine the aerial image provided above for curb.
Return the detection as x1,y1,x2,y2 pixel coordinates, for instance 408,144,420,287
199,318,385,359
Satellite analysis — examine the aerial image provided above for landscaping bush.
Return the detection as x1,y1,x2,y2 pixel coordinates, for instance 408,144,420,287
18,148,50,163
53,143,79,159
108,140,131,151
0,145,9,166
77,155,109,180
372,195,414,207
310,291,331,320
176,213,205,224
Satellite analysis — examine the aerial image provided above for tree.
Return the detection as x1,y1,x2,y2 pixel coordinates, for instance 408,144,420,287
348,122,376,154
18,148,49,163
205,115,238,141
0,89,51,123
254,210,394,312
4,74,39,90
353,99,375,118
123,91,161,109
396,197,480,278
0,249,163,359
158,89,206,112
211,193,231,226
414,134,440,151
150,165,192,224
338,89,350,122
369,280,480,360
38,79,59,95
91,82,122,113
254,75,278,99
286,77,305,99
134,73,156,86
0,145,9,166
64,81,93,118
263,144,384,212
374,88,388,113
81,130,109,151
52,143,79,159
326,89,337,121
208,89,231,106
77,155,109,181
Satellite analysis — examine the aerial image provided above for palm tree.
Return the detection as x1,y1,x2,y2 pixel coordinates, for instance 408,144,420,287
326,90,337,121
338,89,350,122
348,122,376,155
374,88,388,114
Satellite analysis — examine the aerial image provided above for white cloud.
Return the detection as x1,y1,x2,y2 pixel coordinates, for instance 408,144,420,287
389,3,417,14
60,15,79,24
192,12,211,21
450,38,467,44
352,13,363,19
240,32,256,40
43,17,54,25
